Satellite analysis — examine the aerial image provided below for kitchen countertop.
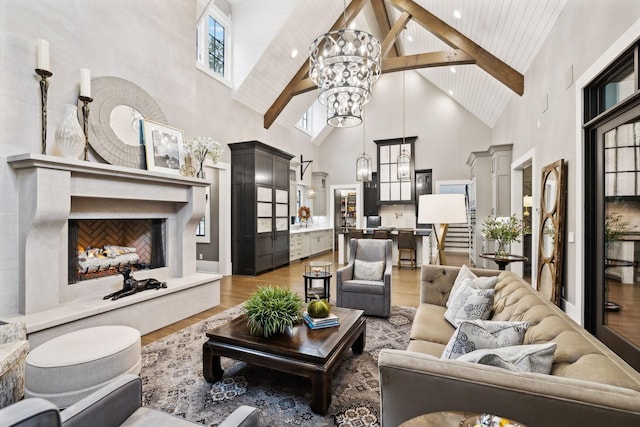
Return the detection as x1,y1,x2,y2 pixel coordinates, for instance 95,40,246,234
290,226,333,234
338,228,431,236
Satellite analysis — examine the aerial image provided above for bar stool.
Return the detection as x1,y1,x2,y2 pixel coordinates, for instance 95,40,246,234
397,229,416,269
373,229,390,239
349,229,364,240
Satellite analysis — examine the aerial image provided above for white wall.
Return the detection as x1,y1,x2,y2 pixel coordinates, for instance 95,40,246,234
317,71,493,187
0,0,317,317
491,0,640,321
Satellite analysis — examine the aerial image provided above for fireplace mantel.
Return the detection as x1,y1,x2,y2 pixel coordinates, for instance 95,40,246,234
6,153,220,345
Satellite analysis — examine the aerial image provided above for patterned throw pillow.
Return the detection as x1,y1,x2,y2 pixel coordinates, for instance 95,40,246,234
444,284,494,327
441,320,530,359
457,342,557,374
447,266,498,308
353,259,384,281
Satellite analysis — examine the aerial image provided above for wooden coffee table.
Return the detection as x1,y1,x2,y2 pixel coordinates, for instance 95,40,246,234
202,306,366,415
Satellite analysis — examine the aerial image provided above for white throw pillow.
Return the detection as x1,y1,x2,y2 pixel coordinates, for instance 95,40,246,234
353,259,384,281
447,266,498,308
441,320,530,359
444,285,494,327
457,342,557,374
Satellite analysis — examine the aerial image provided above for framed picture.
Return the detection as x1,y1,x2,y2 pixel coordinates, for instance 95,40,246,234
142,120,185,174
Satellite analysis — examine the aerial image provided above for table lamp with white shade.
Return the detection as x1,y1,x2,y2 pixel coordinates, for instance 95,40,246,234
418,194,468,265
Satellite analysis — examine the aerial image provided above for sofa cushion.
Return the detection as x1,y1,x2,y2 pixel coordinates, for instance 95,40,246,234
457,342,557,374
410,303,455,344
444,286,494,326
441,320,529,359
353,259,384,281
447,265,498,308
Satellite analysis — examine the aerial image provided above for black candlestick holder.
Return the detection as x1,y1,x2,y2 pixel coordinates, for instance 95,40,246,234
35,68,53,155
78,95,93,161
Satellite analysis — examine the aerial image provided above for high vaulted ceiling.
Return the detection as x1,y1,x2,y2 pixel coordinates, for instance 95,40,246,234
230,0,568,137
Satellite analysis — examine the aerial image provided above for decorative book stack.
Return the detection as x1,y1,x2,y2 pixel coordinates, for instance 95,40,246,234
302,311,340,329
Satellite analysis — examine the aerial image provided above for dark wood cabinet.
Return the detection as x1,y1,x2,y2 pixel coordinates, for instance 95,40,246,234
363,172,379,216
229,141,294,275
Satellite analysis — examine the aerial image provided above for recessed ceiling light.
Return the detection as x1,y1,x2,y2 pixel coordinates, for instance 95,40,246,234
448,90,454,96
453,10,462,19
291,49,298,58
450,67,456,74
349,22,356,30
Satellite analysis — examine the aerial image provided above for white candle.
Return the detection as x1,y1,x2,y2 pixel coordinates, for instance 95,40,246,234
80,68,91,97
36,39,50,71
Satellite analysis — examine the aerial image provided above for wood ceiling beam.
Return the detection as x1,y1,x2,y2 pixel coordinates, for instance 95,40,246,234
381,11,411,58
388,0,524,96
370,0,399,57
383,50,475,73
291,50,475,97
264,0,370,129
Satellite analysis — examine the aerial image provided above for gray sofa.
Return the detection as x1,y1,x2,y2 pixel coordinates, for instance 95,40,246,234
378,265,640,427
0,374,259,427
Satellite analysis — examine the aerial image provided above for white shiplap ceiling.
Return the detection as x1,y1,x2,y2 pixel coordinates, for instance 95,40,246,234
230,0,568,134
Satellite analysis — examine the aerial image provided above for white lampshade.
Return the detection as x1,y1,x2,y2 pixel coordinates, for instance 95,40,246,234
418,194,468,224
523,195,533,208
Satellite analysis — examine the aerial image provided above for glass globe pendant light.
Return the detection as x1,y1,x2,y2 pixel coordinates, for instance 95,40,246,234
355,109,372,182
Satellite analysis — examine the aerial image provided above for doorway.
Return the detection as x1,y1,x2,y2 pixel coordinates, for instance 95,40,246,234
329,185,361,250
585,102,640,370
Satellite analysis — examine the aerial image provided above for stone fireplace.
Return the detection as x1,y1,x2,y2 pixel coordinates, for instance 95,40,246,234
6,154,221,346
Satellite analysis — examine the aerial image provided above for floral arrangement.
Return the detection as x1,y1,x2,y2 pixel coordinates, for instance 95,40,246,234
298,205,311,222
481,214,527,243
183,137,224,178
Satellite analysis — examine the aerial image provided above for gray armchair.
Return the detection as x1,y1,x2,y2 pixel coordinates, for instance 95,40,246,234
336,238,392,317
0,374,259,427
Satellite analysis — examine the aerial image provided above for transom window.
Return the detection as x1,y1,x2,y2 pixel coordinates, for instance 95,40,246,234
585,46,638,122
196,5,231,85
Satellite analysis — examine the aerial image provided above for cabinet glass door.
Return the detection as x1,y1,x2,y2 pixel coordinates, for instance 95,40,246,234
257,186,272,233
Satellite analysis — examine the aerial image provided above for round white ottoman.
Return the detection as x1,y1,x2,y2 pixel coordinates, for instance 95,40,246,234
25,325,141,408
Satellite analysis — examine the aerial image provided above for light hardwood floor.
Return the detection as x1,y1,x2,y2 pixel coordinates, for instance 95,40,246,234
141,250,469,345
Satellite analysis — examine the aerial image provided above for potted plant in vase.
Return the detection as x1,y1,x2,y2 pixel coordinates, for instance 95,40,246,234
481,214,527,259
244,285,303,338
183,137,224,179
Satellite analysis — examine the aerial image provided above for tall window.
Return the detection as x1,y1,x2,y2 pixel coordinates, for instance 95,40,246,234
208,17,225,76
197,6,231,84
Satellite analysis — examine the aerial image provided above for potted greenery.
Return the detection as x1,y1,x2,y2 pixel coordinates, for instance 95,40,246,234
481,214,527,258
244,285,303,338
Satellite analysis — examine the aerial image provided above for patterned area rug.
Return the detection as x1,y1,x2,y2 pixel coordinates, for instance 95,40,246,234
141,305,415,426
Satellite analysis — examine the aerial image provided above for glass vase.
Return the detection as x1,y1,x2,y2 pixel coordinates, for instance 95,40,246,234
196,158,206,179
55,104,85,159
495,239,511,259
